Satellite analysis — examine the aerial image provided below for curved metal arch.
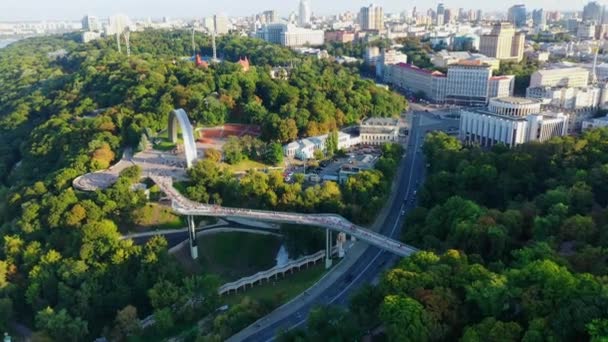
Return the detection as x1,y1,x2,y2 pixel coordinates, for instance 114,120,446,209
168,109,198,168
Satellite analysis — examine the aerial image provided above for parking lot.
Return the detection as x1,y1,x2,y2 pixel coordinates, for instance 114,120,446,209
283,145,383,184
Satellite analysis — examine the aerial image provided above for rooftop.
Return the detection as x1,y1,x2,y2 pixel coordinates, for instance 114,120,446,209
491,97,542,105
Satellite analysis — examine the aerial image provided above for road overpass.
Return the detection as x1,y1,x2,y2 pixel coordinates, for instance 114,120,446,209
149,174,418,258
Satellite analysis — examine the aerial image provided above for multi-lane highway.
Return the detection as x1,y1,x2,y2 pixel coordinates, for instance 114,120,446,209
229,108,442,342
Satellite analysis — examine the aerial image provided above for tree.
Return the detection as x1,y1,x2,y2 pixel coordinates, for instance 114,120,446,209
223,136,244,164
0,298,13,332
148,280,181,310
325,130,339,157
380,295,430,342
313,149,324,161
153,308,174,333
35,307,88,342
205,148,222,163
278,119,298,144
113,305,141,339
461,318,523,342
264,142,284,165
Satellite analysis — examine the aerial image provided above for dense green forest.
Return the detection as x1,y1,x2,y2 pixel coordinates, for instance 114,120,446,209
283,131,608,341
184,143,403,225
0,30,405,339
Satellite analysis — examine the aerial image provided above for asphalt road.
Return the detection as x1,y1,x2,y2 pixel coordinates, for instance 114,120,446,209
237,109,437,342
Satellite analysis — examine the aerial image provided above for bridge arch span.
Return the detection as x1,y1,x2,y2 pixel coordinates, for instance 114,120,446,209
168,109,198,168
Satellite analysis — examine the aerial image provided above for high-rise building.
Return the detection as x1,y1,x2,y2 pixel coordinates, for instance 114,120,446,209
260,10,277,24
476,10,483,22
436,3,445,26
583,1,603,23
508,4,527,28
81,15,100,32
360,4,384,31
479,22,525,62
298,0,312,27
532,9,546,28
444,8,454,24
214,14,229,35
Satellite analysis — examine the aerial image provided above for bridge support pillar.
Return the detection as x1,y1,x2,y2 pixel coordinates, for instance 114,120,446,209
187,215,198,260
325,229,333,269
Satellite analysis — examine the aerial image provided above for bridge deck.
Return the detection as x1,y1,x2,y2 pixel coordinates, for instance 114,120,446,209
150,175,418,257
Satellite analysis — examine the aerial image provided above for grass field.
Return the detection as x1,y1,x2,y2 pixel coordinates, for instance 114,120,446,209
130,203,184,231
222,262,327,307
197,232,282,282
222,159,278,173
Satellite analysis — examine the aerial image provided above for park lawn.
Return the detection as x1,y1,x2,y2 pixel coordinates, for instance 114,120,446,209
131,203,184,231
222,262,327,307
221,159,278,173
198,232,282,282
152,140,177,151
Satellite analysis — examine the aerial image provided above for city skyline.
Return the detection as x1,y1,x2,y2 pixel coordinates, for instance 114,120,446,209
1,0,590,21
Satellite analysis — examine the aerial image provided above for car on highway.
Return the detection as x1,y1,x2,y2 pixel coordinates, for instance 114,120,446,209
401,210,406,216
344,274,354,283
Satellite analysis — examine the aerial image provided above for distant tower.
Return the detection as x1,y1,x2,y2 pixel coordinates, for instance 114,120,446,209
123,28,131,57
211,31,218,63
298,0,312,26
191,27,196,56
115,32,122,53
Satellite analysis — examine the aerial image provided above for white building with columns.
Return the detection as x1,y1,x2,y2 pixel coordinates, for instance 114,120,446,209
459,97,569,147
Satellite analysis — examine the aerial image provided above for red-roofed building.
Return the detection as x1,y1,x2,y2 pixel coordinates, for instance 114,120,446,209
195,54,208,68
237,57,250,72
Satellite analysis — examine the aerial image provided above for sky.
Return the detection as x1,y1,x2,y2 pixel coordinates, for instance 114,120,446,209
0,0,590,21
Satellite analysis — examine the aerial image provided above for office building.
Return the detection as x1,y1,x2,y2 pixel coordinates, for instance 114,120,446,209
298,0,312,27
508,5,527,28
214,14,229,35
81,15,100,32
360,4,384,31
452,34,480,51
583,1,603,23
445,63,493,106
532,9,546,28
364,46,381,65
260,10,277,24
431,50,499,70
359,118,400,145
479,22,525,62
460,97,569,147
526,86,601,110
489,76,516,98
376,49,408,78
256,23,324,47
530,68,590,88
577,22,596,39
582,115,608,130
324,30,355,43
384,62,513,104
82,31,101,43
436,3,445,26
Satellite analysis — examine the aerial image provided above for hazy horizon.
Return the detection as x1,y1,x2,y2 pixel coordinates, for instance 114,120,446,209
0,0,591,21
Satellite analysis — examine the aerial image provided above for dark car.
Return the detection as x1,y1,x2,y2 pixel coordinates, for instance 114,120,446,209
344,274,354,283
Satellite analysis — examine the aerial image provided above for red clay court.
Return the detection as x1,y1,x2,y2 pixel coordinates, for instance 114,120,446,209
198,124,261,144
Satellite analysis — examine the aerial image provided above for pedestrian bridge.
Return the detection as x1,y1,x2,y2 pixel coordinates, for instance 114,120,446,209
150,175,418,257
